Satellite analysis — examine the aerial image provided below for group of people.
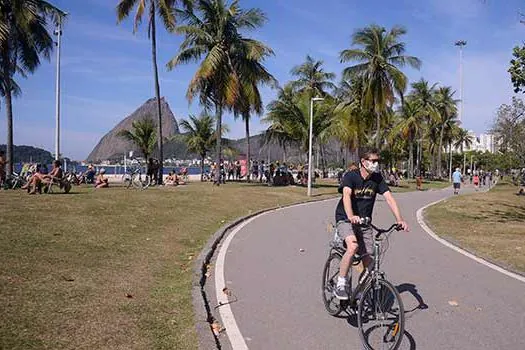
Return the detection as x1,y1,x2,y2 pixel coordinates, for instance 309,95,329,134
207,159,297,186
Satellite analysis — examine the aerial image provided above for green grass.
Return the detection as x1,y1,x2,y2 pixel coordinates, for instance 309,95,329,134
0,182,338,350
425,182,525,274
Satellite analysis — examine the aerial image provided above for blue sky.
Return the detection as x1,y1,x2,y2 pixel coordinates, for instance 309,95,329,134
1,0,524,160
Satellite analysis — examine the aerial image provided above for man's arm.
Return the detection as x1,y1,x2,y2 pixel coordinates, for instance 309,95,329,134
383,191,409,231
343,187,361,224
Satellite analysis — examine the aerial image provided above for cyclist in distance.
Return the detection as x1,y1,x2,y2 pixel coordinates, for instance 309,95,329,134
334,147,409,300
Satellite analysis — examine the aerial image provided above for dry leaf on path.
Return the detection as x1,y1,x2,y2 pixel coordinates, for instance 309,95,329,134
448,300,459,307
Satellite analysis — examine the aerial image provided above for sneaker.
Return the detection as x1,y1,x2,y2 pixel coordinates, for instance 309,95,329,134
334,284,349,300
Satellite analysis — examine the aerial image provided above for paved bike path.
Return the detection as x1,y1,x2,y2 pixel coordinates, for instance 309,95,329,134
215,187,525,349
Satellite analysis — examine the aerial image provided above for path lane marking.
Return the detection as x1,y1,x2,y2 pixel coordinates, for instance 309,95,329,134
416,199,525,284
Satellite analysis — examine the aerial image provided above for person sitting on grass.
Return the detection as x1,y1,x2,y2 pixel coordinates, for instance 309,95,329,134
95,168,109,188
27,160,63,194
165,172,177,186
84,164,96,184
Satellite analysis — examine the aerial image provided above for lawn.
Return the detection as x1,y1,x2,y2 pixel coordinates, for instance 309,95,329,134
424,182,525,274
0,182,338,350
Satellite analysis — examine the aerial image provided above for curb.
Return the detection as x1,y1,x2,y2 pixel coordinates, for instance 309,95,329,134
416,198,525,284
192,195,339,350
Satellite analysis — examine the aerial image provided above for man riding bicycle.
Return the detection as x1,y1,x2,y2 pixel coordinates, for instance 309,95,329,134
334,148,409,300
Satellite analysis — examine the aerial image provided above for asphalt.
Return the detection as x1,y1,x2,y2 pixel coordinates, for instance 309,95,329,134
213,186,525,349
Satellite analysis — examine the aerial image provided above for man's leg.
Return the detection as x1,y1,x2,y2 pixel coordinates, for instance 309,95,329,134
335,222,358,300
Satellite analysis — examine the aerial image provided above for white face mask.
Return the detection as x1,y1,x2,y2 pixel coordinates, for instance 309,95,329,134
364,160,380,173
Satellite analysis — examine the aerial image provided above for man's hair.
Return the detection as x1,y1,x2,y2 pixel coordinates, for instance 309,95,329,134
359,147,380,160
53,160,62,167
0,150,4,155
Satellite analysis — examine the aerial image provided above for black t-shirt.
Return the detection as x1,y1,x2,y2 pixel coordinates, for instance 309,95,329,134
335,170,390,222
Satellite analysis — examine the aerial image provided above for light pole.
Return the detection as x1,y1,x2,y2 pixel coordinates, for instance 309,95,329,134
455,40,466,123
54,16,65,161
308,97,324,196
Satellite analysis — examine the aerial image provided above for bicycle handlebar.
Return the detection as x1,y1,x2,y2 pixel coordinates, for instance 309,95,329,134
344,217,403,239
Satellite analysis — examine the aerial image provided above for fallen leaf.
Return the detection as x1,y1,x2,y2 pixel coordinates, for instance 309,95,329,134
448,300,459,307
299,248,305,253
222,287,232,296
187,255,193,260
126,293,133,298
61,276,75,282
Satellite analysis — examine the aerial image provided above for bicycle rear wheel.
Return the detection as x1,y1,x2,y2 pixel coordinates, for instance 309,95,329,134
321,252,345,316
357,278,404,350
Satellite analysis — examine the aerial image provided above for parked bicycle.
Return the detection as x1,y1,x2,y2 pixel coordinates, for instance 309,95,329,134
122,164,150,190
322,218,405,350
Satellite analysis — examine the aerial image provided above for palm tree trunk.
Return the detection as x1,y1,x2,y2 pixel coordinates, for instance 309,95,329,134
244,114,251,182
200,154,204,182
150,3,163,185
408,137,414,179
437,125,445,179
375,111,381,149
215,104,222,185
4,89,13,176
2,38,13,177
320,144,326,177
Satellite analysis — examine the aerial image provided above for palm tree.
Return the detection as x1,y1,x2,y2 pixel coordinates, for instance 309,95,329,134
118,117,158,165
393,99,423,178
179,114,215,181
290,55,336,97
0,0,65,176
340,24,421,149
117,0,191,184
168,0,270,185
232,35,276,181
453,128,474,173
332,79,369,165
409,78,437,174
264,85,334,165
433,86,459,178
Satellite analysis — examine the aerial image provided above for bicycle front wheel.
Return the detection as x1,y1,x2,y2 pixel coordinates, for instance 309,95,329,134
357,278,405,350
321,252,344,316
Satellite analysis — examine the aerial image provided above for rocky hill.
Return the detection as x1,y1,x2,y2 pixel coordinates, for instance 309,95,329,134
87,97,179,162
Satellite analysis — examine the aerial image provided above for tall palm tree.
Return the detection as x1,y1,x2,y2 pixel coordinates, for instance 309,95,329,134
433,86,459,178
167,0,270,185
118,116,157,164
0,0,65,176
232,36,276,181
332,79,369,164
453,127,474,173
409,78,437,174
340,24,421,149
393,99,423,178
179,114,215,181
117,0,191,184
290,55,336,97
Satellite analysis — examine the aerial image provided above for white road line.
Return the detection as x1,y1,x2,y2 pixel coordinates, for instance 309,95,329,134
214,197,338,349
416,198,525,284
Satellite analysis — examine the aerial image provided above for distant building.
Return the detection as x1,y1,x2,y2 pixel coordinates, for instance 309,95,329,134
464,131,496,153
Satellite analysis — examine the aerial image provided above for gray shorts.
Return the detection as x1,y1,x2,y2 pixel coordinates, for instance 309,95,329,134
336,221,374,255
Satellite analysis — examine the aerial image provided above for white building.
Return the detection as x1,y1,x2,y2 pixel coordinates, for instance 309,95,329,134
464,131,496,153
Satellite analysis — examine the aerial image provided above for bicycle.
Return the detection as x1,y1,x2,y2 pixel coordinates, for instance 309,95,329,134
122,165,150,190
322,218,405,350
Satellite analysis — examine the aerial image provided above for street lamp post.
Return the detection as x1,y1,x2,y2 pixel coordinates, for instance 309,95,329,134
455,40,467,175
54,16,64,161
308,97,324,196
455,40,466,123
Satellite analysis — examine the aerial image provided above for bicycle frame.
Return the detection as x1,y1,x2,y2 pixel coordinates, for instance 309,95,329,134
330,221,400,306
